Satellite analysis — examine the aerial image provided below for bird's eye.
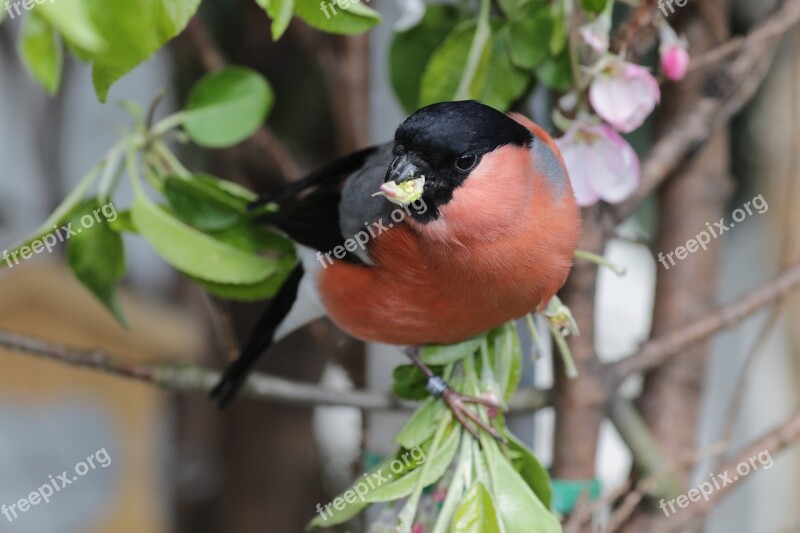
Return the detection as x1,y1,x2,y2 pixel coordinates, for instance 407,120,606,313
455,152,478,172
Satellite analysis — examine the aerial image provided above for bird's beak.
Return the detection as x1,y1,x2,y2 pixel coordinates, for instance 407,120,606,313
384,154,420,184
375,154,426,205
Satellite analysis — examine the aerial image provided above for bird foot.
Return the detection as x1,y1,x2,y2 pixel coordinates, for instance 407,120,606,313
436,382,507,442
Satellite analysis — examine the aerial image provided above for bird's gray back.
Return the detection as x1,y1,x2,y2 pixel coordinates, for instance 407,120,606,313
338,142,396,245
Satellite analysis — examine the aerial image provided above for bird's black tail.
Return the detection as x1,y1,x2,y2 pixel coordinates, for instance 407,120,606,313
210,264,305,408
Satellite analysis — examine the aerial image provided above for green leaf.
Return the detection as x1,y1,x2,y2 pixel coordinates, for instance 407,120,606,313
549,0,568,56
256,0,295,40
397,414,454,530
67,200,127,326
419,20,492,106
485,441,561,533
307,498,366,530
432,436,472,533
183,67,273,148
505,431,553,509
191,252,296,301
211,178,259,203
294,0,380,35
493,323,522,402
108,210,137,233
505,3,552,69
88,0,202,101
497,0,530,17
580,0,609,14
393,364,443,401
396,397,445,449
481,26,531,112
306,448,427,529
534,52,573,92
131,193,276,284
207,223,293,255
389,4,464,113
365,423,460,503
419,18,527,111
421,336,483,366
19,12,63,95
190,174,257,212
451,482,502,533
191,221,294,300
36,0,105,54
164,175,245,231
306,456,392,529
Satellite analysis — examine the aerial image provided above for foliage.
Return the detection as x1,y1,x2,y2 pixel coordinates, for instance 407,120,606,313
311,323,560,533
1,66,295,319
390,0,570,113
1,0,683,530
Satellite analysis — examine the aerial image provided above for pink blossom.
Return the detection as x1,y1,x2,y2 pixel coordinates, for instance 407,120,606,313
659,23,690,81
660,45,690,81
555,122,640,207
433,489,447,503
412,524,424,533
589,57,660,133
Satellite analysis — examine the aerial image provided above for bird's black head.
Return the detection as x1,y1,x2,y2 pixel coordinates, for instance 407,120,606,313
387,100,533,223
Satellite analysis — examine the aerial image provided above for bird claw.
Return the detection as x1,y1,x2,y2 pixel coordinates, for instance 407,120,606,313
441,388,507,443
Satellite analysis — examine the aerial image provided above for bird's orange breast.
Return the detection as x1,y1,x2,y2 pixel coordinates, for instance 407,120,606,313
318,136,581,346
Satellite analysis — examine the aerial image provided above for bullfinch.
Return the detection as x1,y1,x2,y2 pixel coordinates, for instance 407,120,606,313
211,100,581,437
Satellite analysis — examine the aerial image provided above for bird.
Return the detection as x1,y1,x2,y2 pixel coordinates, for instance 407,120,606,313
210,100,581,438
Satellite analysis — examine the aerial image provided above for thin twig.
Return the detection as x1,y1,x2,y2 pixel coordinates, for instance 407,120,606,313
566,440,725,532
0,330,550,412
649,409,800,532
611,264,800,382
603,442,727,533
712,32,800,472
689,3,800,72
199,292,240,362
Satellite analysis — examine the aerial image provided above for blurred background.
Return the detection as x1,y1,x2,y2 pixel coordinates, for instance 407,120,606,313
1,0,799,532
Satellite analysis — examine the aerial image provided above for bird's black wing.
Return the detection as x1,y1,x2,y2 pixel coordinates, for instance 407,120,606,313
250,144,384,207
210,263,304,407
253,142,394,260
211,143,393,408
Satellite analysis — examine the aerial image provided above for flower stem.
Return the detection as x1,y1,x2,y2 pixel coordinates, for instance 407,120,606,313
574,249,627,276
455,0,491,100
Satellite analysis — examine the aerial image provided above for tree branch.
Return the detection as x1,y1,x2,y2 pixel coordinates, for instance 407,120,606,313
649,409,800,532
611,263,800,382
0,330,550,412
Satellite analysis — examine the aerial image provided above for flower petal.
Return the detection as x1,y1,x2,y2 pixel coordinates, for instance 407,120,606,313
591,126,640,203
557,139,601,207
590,58,660,133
